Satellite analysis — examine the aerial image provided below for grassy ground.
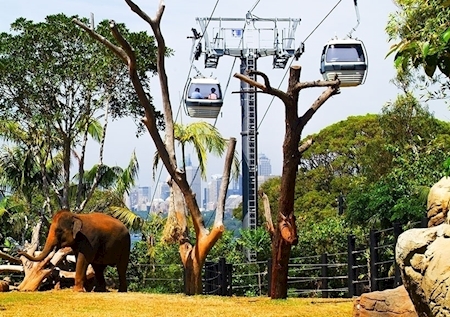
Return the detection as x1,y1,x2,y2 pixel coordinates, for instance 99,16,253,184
0,290,354,317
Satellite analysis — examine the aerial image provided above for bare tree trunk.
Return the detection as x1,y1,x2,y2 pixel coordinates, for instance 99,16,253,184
18,247,86,291
182,246,203,295
235,66,340,299
74,1,237,295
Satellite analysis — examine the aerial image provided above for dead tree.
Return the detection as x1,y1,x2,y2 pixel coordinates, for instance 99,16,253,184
73,0,236,295
235,67,340,299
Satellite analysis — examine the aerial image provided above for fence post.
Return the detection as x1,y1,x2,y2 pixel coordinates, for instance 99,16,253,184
218,257,227,296
321,253,328,298
369,229,379,292
203,261,213,295
267,258,272,297
347,234,356,297
226,262,233,296
393,222,403,287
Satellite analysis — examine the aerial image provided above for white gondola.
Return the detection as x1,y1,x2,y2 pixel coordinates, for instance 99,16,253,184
185,77,223,119
320,38,368,87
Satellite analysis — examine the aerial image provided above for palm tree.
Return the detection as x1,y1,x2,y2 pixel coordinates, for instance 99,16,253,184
172,122,227,178
114,121,237,233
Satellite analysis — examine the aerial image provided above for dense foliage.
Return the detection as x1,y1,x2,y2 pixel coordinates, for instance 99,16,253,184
259,93,450,241
386,0,450,99
0,14,162,252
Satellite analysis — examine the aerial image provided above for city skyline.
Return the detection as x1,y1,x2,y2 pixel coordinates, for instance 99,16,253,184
129,152,274,212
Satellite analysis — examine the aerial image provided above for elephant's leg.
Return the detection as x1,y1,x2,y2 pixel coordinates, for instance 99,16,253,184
74,253,89,292
117,256,128,292
91,264,107,292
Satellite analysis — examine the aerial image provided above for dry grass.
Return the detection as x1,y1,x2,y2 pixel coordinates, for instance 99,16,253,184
0,290,354,317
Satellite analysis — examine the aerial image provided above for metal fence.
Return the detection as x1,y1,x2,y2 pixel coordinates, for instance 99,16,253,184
202,218,428,297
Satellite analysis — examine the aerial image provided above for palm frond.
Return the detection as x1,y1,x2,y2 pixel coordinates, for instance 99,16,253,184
115,150,139,196
108,206,143,231
174,121,227,180
152,150,160,180
86,118,104,143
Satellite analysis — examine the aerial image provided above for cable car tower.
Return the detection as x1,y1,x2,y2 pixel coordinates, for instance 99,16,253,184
192,13,301,260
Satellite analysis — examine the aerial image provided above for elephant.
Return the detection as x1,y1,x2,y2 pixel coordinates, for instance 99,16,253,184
20,209,130,292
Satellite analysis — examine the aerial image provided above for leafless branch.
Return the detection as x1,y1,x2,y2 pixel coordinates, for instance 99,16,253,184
300,86,340,128
74,17,176,179
259,191,275,237
214,138,237,227
293,79,340,92
298,138,314,155
0,264,23,273
249,70,272,89
72,19,129,64
0,250,21,264
125,0,165,27
234,72,291,105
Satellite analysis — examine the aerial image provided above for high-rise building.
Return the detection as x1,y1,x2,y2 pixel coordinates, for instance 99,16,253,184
228,174,242,196
138,186,150,202
128,190,139,210
203,187,209,209
155,181,170,200
184,155,202,206
207,174,222,210
258,153,272,176
128,186,151,212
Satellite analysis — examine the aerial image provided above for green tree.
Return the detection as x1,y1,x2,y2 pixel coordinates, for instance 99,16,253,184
387,0,450,78
0,13,160,291
347,94,450,228
0,14,160,213
260,94,450,232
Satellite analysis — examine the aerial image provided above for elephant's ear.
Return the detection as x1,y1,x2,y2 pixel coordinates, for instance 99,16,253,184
72,217,82,239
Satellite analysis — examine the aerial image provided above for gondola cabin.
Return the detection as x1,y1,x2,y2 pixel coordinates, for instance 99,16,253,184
320,38,368,87
185,77,223,119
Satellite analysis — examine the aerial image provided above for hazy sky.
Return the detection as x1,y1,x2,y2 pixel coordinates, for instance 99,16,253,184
1,0,449,188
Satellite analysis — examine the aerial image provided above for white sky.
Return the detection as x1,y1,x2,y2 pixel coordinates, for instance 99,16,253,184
1,0,449,189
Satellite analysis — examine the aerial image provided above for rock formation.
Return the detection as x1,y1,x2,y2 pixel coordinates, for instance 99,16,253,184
353,285,417,317
396,224,450,316
427,176,450,227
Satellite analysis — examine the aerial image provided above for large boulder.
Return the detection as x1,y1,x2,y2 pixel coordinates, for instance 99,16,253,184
353,285,417,317
396,224,450,316
427,176,450,227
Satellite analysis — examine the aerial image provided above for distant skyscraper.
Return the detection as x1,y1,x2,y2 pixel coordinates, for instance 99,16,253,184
258,153,272,176
229,174,242,196
138,186,150,202
185,160,202,206
129,189,139,211
207,174,222,210
128,186,151,211
203,187,209,209
156,181,170,200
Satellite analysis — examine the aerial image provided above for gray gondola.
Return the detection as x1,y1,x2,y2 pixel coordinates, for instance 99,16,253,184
185,77,223,119
320,38,368,87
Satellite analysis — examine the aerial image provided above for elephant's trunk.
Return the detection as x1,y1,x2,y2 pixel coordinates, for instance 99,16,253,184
20,226,58,262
